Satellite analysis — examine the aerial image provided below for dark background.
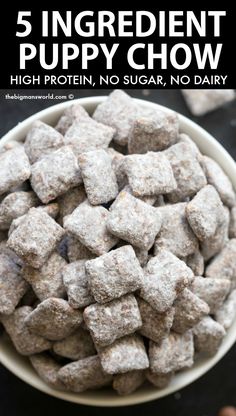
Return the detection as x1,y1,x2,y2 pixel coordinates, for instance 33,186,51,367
0,89,236,416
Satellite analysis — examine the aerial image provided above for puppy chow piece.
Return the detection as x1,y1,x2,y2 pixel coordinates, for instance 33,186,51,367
229,207,236,238
24,121,64,164
58,355,112,393
106,148,127,190
30,146,82,204
99,334,149,374
30,353,65,390
193,316,226,355
0,267,27,311
191,277,230,314
93,89,140,146
172,289,210,334
85,245,143,304
55,103,90,135
107,191,162,250
113,370,145,395
0,191,39,230
201,156,235,207
128,110,178,154
149,331,194,374
22,252,67,301
64,118,115,156
123,152,176,197
7,208,65,268
146,370,172,388
62,260,94,308
8,203,60,237
0,251,28,315
215,290,236,330
201,206,230,261
78,149,118,205
0,147,31,196
67,235,95,262
184,250,204,276
25,298,83,341
57,186,86,221
53,327,96,360
186,185,224,241
137,298,174,343
178,133,201,158
140,250,193,313
164,142,207,202
0,306,51,355
64,201,118,255
154,203,198,258
182,89,235,116
83,294,142,347
206,239,236,288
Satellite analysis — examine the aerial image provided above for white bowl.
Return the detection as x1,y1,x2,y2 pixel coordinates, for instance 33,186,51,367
0,96,236,407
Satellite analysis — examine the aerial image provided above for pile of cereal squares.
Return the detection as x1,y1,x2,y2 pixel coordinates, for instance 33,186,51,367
1,90,236,396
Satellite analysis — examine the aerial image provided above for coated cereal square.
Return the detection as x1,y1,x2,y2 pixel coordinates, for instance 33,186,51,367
62,260,94,308
22,252,67,301
63,201,118,255
58,355,112,392
128,110,178,154
0,252,28,315
25,298,83,341
149,331,194,374
83,294,142,347
191,276,230,314
0,147,31,196
64,118,115,156
99,334,149,374
85,245,143,304
113,370,145,395
172,288,209,334
165,142,207,202
24,121,64,164
30,353,65,390
107,191,162,250
122,152,176,197
154,202,199,258
55,103,90,135
93,90,140,146
0,191,39,231
78,149,118,205
140,250,193,313
53,327,96,360
0,306,51,355
7,208,65,269
30,146,82,204
137,298,174,343
201,156,235,207
205,239,236,287
186,185,224,241
193,316,226,355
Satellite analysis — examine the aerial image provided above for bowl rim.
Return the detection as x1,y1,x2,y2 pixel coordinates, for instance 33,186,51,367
0,95,236,407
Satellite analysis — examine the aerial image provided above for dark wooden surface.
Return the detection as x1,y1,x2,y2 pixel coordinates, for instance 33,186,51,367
0,89,236,416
